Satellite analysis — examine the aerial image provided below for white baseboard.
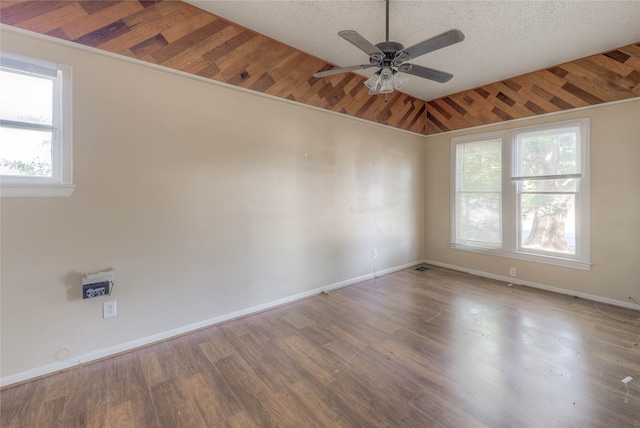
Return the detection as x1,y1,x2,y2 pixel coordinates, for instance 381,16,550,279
1,263,421,388
375,260,425,278
9,257,628,388
422,259,639,310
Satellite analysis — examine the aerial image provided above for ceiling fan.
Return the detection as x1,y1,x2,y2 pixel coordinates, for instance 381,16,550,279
313,0,465,95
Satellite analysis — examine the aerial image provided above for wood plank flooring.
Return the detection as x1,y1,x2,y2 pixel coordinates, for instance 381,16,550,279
2,265,639,427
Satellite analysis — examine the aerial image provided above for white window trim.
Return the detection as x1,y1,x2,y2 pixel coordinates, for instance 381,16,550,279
450,118,590,270
0,52,74,198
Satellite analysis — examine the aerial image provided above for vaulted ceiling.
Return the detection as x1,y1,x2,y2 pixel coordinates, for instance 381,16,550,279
190,1,640,102
1,0,639,135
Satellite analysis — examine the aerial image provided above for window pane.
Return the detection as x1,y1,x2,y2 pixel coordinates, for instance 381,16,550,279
460,168,502,192
0,69,53,125
459,192,501,244
0,126,52,177
516,126,579,177
457,139,501,191
520,193,575,255
521,178,578,193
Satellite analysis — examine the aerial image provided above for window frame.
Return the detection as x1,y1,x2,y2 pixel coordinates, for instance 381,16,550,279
450,118,590,270
0,52,74,198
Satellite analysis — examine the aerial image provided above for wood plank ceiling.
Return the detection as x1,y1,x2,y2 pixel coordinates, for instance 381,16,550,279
1,0,639,135
427,44,640,134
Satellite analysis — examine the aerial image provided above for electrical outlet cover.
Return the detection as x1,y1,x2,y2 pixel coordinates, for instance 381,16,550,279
104,301,117,319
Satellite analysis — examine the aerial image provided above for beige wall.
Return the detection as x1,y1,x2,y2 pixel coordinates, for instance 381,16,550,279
0,29,425,380
2,27,638,383
424,99,640,305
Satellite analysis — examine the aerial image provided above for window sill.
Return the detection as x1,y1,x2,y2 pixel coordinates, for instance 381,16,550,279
450,242,591,271
1,184,75,198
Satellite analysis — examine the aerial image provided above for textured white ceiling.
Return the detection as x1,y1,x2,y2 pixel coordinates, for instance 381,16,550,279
187,1,640,101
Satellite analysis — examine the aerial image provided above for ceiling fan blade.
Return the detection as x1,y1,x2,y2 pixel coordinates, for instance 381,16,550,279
399,29,464,61
338,30,384,57
400,64,454,83
313,64,375,78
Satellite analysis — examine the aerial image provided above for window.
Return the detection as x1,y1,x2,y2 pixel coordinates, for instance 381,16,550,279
451,119,590,269
455,137,502,246
0,52,73,197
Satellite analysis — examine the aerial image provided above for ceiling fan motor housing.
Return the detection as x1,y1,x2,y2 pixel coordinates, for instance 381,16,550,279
375,41,405,54
370,41,410,68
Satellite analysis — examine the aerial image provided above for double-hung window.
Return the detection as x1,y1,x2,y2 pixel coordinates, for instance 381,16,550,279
0,52,73,197
454,136,503,247
452,118,590,269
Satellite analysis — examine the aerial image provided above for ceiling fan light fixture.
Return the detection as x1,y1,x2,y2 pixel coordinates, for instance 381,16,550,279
365,68,409,94
392,73,409,90
364,72,381,91
379,80,394,94
378,67,394,93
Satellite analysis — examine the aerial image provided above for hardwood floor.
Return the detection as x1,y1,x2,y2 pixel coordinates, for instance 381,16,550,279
2,265,639,427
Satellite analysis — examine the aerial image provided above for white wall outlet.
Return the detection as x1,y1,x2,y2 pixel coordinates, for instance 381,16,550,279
104,300,117,319
372,249,378,258
509,267,517,277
